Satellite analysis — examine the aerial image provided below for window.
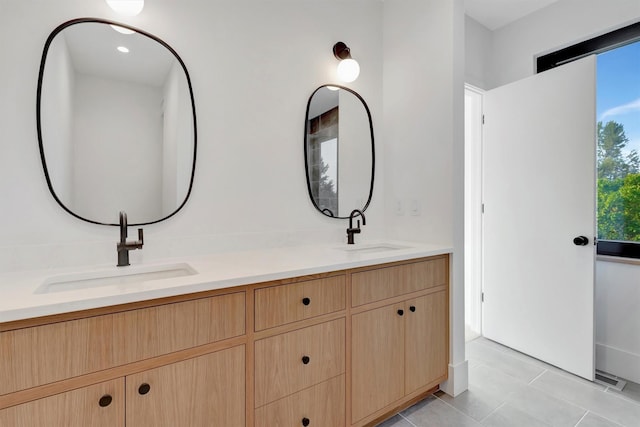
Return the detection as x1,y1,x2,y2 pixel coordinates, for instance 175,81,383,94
537,22,640,258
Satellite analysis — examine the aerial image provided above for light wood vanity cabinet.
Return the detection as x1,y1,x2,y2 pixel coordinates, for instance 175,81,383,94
253,275,347,427
0,254,449,427
351,256,449,426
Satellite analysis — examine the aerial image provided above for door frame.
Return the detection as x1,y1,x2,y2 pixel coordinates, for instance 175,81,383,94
464,84,484,341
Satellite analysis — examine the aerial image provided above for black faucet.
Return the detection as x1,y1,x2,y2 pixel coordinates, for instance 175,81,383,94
117,211,144,267
347,209,366,244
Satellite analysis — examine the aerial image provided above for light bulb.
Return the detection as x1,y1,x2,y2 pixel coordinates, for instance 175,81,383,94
337,58,360,83
105,0,144,17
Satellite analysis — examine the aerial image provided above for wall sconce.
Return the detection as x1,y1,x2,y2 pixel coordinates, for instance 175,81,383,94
105,0,144,17
333,42,360,83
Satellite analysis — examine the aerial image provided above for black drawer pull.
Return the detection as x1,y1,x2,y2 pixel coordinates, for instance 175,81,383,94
138,383,151,395
409,306,416,312
397,309,404,316
302,355,311,365
98,395,112,407
302,417,310,426
302,297,311,306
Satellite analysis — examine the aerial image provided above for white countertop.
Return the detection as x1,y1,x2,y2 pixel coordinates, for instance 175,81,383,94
0,241,451,323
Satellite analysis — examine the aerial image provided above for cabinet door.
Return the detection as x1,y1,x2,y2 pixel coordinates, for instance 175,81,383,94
405,291,448,394
351,303,404,424
0,379,124,427
125,345,245,427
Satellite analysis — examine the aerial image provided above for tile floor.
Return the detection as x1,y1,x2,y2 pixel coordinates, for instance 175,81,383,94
376,337,640,427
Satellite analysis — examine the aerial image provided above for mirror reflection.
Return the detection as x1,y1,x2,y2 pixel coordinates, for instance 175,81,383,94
37,19,196,226
304,85,374,218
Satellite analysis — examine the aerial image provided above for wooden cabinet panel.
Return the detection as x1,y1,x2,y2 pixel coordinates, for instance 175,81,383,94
115,292,245,363
125,345,245,427
0,379,124,427
405,291,448,394
254,276,345,331
255,374,345,427
351,304,404,424
0,292,244,395
255,318,345,407
351,257,447,307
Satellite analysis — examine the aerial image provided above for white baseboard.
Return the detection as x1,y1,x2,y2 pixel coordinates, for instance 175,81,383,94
596,343,640,384
440,360,469,397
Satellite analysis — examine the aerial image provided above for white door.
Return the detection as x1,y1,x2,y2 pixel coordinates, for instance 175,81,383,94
483,56,596,380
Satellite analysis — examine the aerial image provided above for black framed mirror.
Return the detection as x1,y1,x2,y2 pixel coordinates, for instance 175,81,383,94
37,18,197,226
304,85,374,219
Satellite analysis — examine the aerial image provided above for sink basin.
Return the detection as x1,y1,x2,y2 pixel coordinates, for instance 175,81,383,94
339,243,410,254
36,263,197,294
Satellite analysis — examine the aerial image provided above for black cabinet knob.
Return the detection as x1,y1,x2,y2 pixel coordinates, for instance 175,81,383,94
573,236,589,246
302,355,310,365
409,306,416,312
302,417,310,426
98,394,112,407
302,297,311,306
397,309,404,316
138,383,151,395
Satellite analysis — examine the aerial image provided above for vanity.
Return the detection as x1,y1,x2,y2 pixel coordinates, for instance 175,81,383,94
4,15,452,426
0,244,450,427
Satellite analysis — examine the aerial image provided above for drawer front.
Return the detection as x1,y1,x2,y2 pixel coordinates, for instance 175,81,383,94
254,318,345,407
255,374,345,427
351,257,447,306
0,292,245,395
254,275,345,331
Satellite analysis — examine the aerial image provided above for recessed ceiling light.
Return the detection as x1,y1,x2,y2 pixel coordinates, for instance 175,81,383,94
117,46,130,53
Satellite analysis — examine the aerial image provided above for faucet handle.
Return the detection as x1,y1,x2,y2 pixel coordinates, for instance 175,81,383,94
356,220,361,228
137,228,144,245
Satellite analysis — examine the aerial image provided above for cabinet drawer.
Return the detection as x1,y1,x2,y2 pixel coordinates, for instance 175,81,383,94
254,275,345,331
254,318,345,407
0,292,245,395
255,374,345,427
351,257,447,306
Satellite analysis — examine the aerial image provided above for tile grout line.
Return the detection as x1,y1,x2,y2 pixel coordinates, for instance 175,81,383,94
479,401,507,423
433,393,484,425
398,412,419,427
572,410,589,427
527,368,549,385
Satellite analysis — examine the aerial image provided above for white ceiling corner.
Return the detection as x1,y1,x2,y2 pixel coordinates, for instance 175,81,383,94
464,0,563,30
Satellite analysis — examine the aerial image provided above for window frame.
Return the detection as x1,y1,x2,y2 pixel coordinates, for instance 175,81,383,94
536,21,640,259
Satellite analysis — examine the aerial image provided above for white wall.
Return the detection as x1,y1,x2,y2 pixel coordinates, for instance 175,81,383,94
0,0,385,272
464,16,492,90
476,0,640,382
73,74,163,222
487,0,640,89
383,0,467,395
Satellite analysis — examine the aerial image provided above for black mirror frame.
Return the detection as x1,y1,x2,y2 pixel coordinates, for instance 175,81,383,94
36,18,198,226
303,84,375,219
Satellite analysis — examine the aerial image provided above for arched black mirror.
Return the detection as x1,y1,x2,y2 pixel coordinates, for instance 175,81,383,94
304,85,374,218
37,18,197,226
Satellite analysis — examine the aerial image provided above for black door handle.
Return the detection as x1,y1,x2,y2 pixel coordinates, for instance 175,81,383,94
573,236,589,246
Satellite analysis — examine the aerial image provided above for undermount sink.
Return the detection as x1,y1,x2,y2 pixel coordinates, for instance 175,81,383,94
339,243,410,254
36,263,197,294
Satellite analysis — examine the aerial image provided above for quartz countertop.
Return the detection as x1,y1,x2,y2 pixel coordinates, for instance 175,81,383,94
0,241,452,323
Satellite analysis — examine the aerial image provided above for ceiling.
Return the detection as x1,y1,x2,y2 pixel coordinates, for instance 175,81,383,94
464,0,563,30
